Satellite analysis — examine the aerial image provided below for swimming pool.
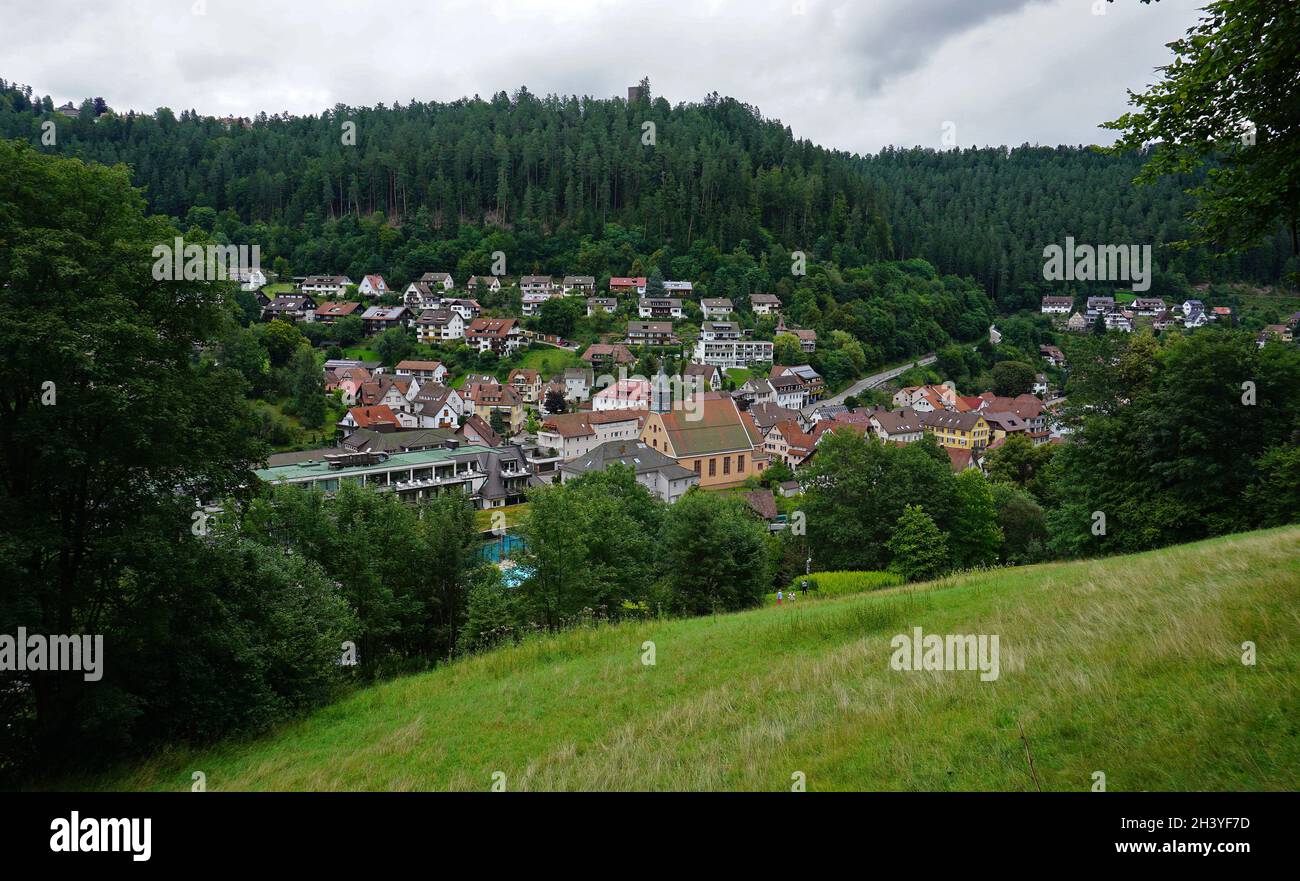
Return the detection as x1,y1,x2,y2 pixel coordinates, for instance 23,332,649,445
478,531,525,563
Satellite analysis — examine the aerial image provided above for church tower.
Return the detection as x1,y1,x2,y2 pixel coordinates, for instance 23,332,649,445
651,366,672,414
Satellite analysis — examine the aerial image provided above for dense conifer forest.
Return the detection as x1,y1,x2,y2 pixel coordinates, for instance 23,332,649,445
2,77,1292,307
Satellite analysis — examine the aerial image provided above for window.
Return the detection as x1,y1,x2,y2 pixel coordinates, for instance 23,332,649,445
723,457,731,476
694,460,701,474
738,455,745,472
708,458,717,477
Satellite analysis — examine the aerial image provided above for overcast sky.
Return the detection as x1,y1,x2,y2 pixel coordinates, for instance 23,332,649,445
3,0,1203,153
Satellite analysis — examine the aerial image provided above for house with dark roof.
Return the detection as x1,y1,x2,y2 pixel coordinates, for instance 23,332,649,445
562,275,596,294
409,385,462,429
581,343,636,367
395,360,447,383
747,402,805,437
682,363,723,393
625,321,678,347
415,308,464,343
919,409,989,451
341,427,459,453
254,441,539,509
466,275,502,292
361,305,412,335
457,414,502,448
637,298,684,319
419,272,455,291
868,408,924,444
586,296,618,316
262,294,317,322
559,440,698,502
1086,296,1115,317
701,298,734,320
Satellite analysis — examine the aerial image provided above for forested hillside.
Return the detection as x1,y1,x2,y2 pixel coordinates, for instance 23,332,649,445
1,78,1292,306
864,146,1296,305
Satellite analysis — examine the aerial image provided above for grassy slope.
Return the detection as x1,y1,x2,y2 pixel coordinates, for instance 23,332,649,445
90,527,1298,791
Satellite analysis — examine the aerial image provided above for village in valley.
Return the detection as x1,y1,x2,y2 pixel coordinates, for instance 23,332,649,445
6,0,1300,812
240,267,1138,556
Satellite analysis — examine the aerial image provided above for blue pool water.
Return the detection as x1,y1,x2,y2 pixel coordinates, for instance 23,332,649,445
478,532,525,563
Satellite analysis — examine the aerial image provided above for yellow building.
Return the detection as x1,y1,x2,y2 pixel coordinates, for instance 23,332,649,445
919,410,989,451
462,382,526,434
640,396,768,489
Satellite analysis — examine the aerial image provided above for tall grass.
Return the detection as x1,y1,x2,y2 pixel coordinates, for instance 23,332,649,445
66,526,1300,792
779,570,903,601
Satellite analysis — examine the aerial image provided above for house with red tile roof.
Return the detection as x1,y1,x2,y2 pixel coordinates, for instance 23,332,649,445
508,368,543,404
609,276,647,295
465,317,524,357
339,404,410,432
357,274,390,297
764,419,815,468
314,300,362,323
536,410,644,460
640,396,768,488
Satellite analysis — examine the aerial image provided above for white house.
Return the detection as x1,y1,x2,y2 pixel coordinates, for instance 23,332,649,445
693,322,774,369
701,298,734,320
301,275,352,297
395,360,448,384
410,385,463,429
237,268,268,291
466,275,502,293
637,298,684,319
592,379,650,411
537,411,644,460
586,296,618,316
564,367,594,402
357,274,390,297
522,290,560,317
414,309,465,344
419,272,455,291
562,275,596,295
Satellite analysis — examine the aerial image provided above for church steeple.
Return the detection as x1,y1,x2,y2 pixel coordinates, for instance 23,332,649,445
651,365,672,413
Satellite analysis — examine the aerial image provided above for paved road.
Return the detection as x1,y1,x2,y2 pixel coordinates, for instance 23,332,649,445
803,354,937,417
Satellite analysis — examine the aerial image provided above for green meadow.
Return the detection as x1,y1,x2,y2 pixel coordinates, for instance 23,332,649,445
74,526,1299,791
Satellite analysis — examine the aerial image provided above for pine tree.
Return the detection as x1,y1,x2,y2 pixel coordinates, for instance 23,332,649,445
950,470,1004,568
886,505,949,583
645,265,666,299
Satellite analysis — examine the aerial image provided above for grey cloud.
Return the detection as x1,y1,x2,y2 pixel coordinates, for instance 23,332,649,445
0,0,1206,152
